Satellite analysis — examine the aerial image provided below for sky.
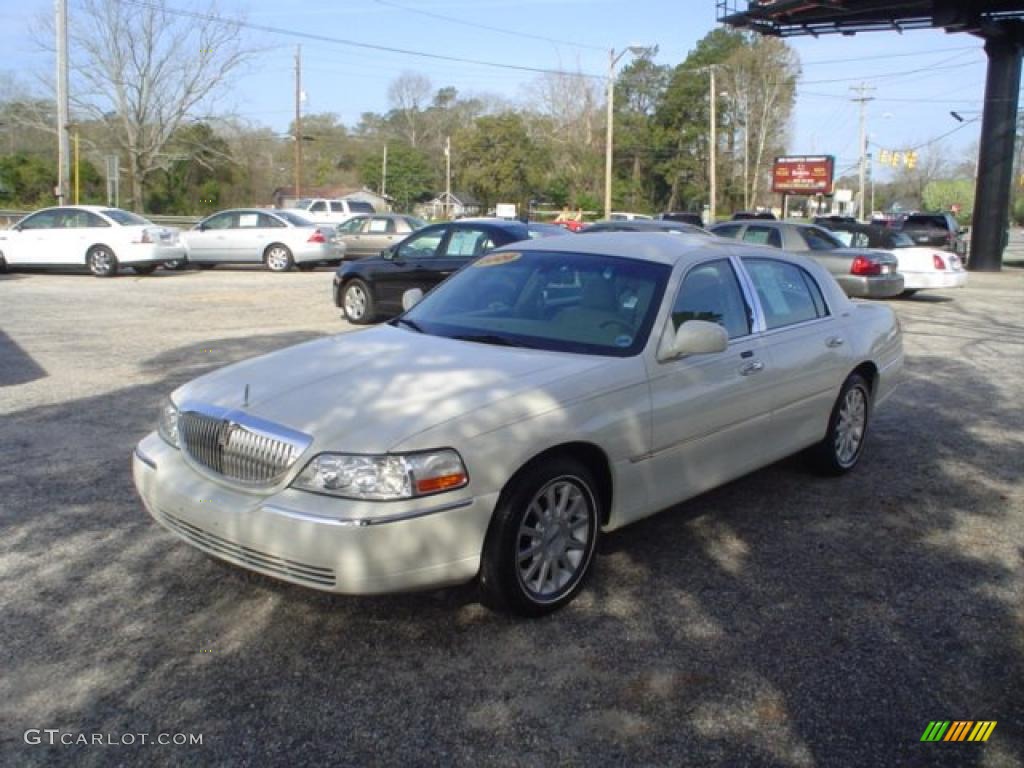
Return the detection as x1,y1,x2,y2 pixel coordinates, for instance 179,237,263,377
0,0,999,184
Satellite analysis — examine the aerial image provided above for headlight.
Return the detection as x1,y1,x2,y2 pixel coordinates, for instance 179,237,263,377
292,449,468,500
157,397,180,448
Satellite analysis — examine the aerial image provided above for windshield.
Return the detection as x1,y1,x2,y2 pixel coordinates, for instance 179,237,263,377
101,209,150,226
401,249,671,357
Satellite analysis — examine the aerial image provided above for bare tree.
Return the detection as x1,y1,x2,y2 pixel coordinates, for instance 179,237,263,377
35,0,252,210
387,71,433,148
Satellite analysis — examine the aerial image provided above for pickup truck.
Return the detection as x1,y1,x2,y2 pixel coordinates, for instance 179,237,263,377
286,198,376,226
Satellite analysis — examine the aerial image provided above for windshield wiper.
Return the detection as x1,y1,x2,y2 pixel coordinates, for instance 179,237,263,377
392,317,424,333
452,333,527,348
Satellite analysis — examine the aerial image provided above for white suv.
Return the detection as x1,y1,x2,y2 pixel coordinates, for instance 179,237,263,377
286,198,376,226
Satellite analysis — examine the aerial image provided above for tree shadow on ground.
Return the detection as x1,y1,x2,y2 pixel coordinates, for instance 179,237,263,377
0,337,1020,767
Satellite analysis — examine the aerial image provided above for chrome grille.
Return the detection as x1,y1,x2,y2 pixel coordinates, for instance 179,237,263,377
178,408,308,486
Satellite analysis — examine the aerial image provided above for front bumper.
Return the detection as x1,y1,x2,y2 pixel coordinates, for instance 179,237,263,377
901,269,968,291
132,432,494,594
836,272,905,299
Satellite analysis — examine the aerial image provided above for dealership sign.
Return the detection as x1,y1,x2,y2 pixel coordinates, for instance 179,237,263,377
772,155,835,195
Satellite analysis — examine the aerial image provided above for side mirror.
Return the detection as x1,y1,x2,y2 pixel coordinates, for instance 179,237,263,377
382,246,396,260
402,288,424,311
657,319,728,362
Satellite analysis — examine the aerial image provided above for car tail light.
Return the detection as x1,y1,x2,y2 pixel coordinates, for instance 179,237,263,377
307,230,326,243
933,253,947,270
850,255,882,276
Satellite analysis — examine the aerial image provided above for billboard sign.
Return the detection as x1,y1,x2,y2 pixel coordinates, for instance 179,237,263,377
772,155,835,195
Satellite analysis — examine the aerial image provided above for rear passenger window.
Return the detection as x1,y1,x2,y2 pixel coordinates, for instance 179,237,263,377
800,227,842,251
743,258,829,330
670,259,751,339
741,226,782,248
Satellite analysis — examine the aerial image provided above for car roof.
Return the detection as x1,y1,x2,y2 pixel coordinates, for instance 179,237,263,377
496,230,814,269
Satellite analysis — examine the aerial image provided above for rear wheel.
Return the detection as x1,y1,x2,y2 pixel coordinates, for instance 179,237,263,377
342,279,375,324
479,457,600,617
808,373,871,475
88,246,118,277
264,244,294,272
133,264,157,275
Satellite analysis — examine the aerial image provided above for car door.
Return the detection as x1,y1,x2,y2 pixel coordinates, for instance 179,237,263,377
349,217,395,258
185,211,236,262
1,209,63,265
231,211,278,262
374,225,448,311
64,209,114,264
432,226,498,284
643,256,773,512
740,257,849,461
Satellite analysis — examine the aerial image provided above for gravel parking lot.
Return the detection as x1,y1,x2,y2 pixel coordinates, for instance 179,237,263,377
1,256,1022,767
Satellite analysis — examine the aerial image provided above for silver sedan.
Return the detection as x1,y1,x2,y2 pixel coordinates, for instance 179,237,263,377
710,220,904,299
181,209,344,272
333,214,426,260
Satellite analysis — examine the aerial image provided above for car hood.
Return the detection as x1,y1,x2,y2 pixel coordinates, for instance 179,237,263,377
172,324,607,453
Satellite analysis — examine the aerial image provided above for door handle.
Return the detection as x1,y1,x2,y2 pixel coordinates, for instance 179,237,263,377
826,336,845,348
740,360,764,376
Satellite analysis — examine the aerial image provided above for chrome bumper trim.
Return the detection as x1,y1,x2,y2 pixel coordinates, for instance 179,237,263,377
263,497,475,527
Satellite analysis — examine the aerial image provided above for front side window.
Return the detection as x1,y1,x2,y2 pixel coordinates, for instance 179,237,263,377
670,259,751,339
18,210,61,230
397,228,445,260
711,224,742,239
201,212,235,230
335,216,366,233
741,226,782,249
743,258,829,330
402,250,671,356
799,226,843,251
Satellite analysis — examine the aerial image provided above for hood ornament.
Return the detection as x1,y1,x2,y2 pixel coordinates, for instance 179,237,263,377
243,384,250,408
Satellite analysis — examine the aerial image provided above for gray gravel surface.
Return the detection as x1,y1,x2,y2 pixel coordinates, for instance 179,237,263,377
1,258,1021,768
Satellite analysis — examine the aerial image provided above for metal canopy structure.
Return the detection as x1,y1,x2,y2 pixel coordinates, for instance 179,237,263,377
717,1,1024,271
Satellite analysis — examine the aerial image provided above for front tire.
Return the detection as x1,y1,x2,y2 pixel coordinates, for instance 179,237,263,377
342,279,376,324
809,373,871,475
264,244,294,272
480,457,600,617
88,246,118,277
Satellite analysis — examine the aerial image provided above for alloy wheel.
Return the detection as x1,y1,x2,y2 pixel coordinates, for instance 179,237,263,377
835,386,867,467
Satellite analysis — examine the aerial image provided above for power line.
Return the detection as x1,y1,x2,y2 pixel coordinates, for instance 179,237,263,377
372,0,606,52
121,0,606,80
799,45,978,67
799,53,976,85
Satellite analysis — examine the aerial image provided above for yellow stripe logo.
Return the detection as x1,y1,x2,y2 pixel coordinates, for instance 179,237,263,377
921,721,996,742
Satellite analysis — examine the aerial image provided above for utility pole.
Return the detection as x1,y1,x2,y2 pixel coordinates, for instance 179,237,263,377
444,135,451,219
381,144,387,198
851,83,875,221
55,0,70,204
604,48,616,219
294,45,302,201
709,66,717,224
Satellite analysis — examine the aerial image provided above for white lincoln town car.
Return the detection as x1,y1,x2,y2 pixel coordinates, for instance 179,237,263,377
133,233,903,616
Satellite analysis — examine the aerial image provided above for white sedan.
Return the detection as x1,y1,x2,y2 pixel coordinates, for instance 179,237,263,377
133,233,903,616
0,205,185,277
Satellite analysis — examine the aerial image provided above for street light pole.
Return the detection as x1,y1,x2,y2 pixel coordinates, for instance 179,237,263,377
709,66,716,225
604,45,657,219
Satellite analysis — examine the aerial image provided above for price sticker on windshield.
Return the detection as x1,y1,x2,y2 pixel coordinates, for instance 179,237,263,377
474,252,521,268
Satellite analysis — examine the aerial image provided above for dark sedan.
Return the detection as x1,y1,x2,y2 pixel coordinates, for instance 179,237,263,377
334,219,565,324
581,219,711,236
709,220,904,299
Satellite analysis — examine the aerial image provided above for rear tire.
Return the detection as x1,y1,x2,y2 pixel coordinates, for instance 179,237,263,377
808,373,871,476
264,244,294,272
88,245,118,277
342,279,376,324
479,457,600,617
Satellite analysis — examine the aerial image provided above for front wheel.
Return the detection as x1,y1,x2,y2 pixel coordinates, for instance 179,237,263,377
479,457,601,617
808,373,871,475
342,279,375,324
88,246,118,277
264,244,294,272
